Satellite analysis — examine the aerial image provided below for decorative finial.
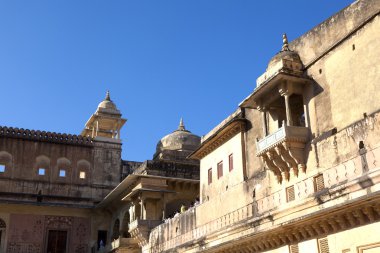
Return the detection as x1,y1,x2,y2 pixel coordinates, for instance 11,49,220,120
281,33,289,52
178,117,185,131
105,90,111,101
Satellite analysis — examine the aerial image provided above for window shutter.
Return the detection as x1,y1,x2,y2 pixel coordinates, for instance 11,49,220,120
286,185,295,202
318,237,330,253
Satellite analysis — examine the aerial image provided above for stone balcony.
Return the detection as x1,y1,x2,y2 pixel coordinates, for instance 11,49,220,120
128,219,162,246
256,125,309,182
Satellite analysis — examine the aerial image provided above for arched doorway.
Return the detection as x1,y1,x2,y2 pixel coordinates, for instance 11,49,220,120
112,219,120,240
121,212,131,238
0,219,5,253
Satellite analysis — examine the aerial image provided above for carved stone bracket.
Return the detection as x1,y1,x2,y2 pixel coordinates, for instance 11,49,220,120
257,125,308,183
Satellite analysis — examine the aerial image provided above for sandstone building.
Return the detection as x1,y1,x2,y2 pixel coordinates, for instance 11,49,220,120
0,0,379,252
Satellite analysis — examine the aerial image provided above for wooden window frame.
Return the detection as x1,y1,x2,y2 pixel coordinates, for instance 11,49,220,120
208,168,212,185
217,161,223,179
229,154,234,172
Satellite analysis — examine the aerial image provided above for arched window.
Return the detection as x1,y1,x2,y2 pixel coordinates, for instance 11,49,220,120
57,157,71,179
77,159,90,182
0,151,12,175
112,219,120,240
121,212,131,238
0,219,5,228
35,155,50,177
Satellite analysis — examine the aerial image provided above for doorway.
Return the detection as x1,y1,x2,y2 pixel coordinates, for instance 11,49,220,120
47,230,67,253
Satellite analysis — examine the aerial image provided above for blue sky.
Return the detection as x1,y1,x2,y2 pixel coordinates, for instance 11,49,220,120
0,0,353,162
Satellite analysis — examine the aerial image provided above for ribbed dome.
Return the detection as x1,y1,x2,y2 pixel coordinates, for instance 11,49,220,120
96,91,120,115
154,118,201,161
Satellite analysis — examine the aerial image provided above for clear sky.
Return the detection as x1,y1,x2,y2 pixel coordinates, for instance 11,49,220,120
0,0,353,162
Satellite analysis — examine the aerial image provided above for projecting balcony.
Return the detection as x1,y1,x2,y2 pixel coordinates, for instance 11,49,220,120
256,125,309,183
128,219,162,246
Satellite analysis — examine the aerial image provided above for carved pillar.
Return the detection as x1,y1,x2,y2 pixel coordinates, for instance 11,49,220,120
283,93,293,126
279,82,293,126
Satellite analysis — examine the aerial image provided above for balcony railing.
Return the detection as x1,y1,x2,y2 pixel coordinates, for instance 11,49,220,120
256,125,309,182
148,148,380,252
128,219,162,231
256,125,308,155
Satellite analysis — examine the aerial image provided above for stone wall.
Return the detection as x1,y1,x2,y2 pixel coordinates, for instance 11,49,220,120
7,214,90,253
0,127,123,205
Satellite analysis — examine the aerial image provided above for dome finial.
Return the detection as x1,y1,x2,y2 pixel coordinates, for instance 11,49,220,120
281,33,290,52
105,90,111,101
178,117,185,131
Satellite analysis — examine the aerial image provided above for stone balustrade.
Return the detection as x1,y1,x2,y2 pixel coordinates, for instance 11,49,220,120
147,145,380,252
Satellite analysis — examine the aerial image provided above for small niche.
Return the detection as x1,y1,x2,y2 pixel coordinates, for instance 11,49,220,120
352,44,355,51
359,141,365,149
319,69,322,74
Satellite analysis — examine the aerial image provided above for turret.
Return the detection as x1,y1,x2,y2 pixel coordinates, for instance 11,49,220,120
81,91,127,142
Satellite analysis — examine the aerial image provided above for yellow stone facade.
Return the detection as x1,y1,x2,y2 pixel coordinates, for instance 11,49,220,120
0,0,379,252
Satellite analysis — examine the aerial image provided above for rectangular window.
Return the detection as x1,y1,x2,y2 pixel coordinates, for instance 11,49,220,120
286,185,295,202
229,154,233,172
289,244,299,253
79,171,86,179
217,161,223,179
59,169,66,177
0,164,5,173
318,237,330,253
38,168,46,176
208,168,212,185
314,174,325,192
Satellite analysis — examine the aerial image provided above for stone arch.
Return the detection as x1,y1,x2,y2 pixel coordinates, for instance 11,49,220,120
121,211,131,238
77,159,90,181
112,219,120,240
35,155,50,177
57,157,71,179
0,151,12,174
0,218,6,228
0,218,6,253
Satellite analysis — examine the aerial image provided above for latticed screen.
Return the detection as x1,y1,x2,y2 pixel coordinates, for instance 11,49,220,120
318,237,330,253
314,174,325,192
286,185,295,202
289,244,299,253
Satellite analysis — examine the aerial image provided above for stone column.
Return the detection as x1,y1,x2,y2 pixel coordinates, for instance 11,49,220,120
283,93,293,126
140,196,145,220
162,193,166,220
